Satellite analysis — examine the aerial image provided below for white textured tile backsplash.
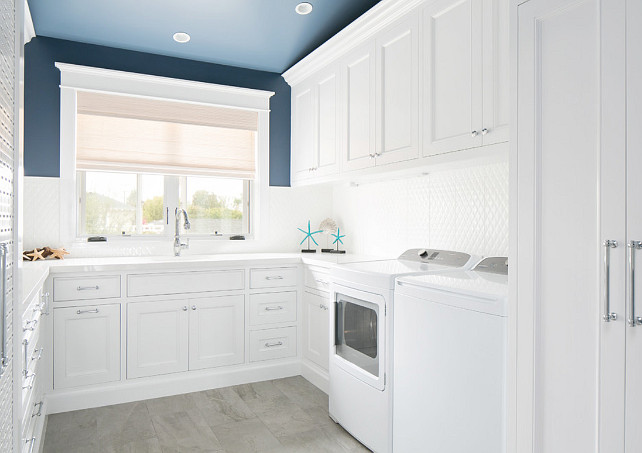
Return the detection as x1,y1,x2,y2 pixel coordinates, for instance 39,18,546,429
332,162,509,258
23,161,508,258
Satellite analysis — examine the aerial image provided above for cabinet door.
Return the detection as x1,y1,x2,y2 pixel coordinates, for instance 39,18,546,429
53,304,120,389
375,15,419,166
302,290,330,371
626,0,642,450
316,70,340,177
423,0,483,156
291,84,315,182
516,0,611,451
127,300,188,379
481,0,509,145
188,295,245,370
343,42,376,171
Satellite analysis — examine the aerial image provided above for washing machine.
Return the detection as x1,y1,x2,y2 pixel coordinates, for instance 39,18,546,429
393,256,508,453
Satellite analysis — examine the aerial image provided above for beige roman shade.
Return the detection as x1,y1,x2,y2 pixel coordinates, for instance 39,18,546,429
75,91,258,179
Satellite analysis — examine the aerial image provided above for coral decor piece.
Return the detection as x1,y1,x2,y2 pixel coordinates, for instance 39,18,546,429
23,247,70,261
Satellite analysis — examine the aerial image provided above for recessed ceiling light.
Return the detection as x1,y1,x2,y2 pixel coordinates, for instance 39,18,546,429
173,32,190,43
295,2,313,15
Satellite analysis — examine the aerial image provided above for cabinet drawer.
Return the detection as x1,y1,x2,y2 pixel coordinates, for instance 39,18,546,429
250,267,298,289
53,275,121,302
249,327,297,362
249,292,297,326
127,270,244,297
303,266,332,292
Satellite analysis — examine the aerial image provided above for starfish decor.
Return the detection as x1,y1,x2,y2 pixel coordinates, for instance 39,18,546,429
324,227,347,254
298,220,322,253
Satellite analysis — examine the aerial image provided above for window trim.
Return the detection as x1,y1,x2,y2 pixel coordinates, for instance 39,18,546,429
57,63,274,245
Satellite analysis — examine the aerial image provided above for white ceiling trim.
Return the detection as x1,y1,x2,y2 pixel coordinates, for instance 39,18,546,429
282,0,426,86
55,63,275,111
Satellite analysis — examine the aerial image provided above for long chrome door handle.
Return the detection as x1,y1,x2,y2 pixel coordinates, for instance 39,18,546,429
0,243,7,375
603,240,618,322
628,241,642,327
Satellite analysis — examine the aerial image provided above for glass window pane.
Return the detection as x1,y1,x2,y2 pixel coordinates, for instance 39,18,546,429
179,176,246,235
84,171,137,235
140,174,165,235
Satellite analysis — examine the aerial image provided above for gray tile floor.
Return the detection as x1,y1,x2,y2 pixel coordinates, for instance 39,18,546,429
43,376,371,453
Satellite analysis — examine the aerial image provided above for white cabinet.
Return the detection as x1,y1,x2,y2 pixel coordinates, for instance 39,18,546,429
375,15,420,166
343,42,376,172
127,299,188,379
127,296,244,378
515,0,629,451
302,289,330,371
291,67,341,184
188,295,244,370
53,304,120,389
423,0,508,156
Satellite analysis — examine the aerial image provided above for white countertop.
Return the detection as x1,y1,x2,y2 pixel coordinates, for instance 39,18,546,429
18,252,387,305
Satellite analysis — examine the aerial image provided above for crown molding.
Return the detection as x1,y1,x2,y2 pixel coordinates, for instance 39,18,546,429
282,0,426,86
55,63,275,111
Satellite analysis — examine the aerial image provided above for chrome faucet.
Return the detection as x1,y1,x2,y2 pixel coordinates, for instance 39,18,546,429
174,208,191,256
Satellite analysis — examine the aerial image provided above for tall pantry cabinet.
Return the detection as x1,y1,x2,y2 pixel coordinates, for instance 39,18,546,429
514,0,638,451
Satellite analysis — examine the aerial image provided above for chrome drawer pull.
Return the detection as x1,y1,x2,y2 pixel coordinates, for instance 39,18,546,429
77,285,99,291
603,240,618,322
23,372,36,390
319,304,328,311
315,279,329,285
628,241,642,327
32,401,43,417
264,341,283,348
22,339,28,377
31,348,44,362
40,292,50,316
264,306,283,311
24,437,36,453
76,308,99,315
265,276,284,280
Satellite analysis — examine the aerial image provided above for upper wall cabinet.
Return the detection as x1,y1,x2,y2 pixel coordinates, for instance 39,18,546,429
343,42,376,172
291,66,341,184
423,0,508,156
375,15,420,166
284,0,508,185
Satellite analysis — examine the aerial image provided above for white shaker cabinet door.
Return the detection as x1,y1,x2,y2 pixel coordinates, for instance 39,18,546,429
343,42,376,172
188,295,245,370
53,304,121,389
516,0,611,451
302,290,330,371
423,0,483,156
316,69,340,178
375,15,419,166
626,0,642,450
481,0,509,145
127,300,188,379
291,84,315,183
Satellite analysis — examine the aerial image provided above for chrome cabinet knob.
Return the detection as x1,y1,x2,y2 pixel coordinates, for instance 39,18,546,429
182,306,188,311
481,128,489,135
471,130,478,137
191,305,197,311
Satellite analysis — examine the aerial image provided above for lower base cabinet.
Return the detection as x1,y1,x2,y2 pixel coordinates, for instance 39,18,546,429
127,295,245,379
53,304,121,389
302,289,330,371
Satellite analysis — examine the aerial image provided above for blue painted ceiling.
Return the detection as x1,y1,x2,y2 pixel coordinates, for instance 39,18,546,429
27,0,381,73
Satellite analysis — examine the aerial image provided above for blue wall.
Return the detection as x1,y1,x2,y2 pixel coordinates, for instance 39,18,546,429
24,36,291,186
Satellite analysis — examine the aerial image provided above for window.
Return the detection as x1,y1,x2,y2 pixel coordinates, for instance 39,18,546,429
73,90,256,238
77,172,250,237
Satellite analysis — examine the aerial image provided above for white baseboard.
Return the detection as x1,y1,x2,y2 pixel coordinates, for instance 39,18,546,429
46,360,301,414
301,360,329,394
